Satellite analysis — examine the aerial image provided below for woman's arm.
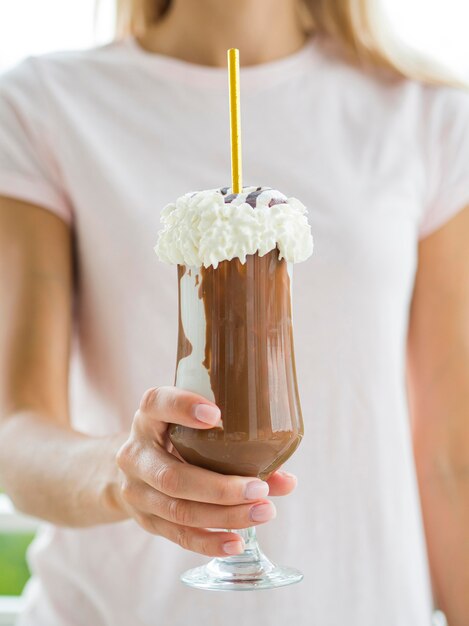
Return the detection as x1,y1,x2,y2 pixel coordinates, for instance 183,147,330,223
408,205,469,625
0,198,294,555
0,197,127,525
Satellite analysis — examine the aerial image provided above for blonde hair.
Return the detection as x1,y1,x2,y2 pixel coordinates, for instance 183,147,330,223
114,0,460,85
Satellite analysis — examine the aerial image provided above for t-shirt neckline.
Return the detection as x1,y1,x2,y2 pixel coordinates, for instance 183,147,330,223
123,35,318,89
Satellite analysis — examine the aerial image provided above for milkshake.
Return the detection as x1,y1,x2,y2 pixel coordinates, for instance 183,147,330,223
156,186,312,478
155,185,313,590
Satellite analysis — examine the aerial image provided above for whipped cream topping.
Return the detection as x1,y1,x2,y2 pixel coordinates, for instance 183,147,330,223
155,187,314,268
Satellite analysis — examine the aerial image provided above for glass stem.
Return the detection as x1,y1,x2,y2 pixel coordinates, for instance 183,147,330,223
236,526,258,552
210,527,276,578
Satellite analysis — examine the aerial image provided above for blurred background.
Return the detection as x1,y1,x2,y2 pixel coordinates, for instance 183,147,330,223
0,0,467,624
1,0,469,77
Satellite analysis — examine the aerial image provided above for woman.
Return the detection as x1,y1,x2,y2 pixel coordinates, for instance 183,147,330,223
0,0,468,624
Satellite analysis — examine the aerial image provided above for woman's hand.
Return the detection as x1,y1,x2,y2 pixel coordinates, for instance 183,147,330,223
116,386,297,557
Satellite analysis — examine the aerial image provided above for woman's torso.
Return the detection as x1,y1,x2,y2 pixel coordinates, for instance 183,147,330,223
1,36,449,625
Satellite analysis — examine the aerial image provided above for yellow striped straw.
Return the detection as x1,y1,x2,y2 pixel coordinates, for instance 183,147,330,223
227,48,243,194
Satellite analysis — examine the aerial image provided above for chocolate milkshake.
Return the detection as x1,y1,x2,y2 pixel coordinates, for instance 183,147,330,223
171,249,302,479
155,186,313,480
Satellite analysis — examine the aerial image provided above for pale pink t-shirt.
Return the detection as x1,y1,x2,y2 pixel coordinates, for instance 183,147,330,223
1,36,469,626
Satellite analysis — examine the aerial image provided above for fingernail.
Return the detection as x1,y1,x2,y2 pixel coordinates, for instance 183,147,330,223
223,540,244,555
245,480,269,500
193,404,221,425
250,502,276,523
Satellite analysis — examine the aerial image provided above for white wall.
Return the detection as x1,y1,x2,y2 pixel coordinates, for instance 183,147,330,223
0,0,114,70
0,0,468,75
381,0,469,78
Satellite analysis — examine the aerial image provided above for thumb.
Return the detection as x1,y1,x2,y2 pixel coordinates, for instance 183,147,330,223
136,386,221,439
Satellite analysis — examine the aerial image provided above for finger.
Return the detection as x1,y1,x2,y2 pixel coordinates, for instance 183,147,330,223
136,386,221,439
124,444,271,505
136,514,246,557
122,480,276,529
266,470,298,497
166,441,184,460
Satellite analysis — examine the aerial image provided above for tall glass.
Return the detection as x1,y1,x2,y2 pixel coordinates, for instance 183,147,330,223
170,249,304,590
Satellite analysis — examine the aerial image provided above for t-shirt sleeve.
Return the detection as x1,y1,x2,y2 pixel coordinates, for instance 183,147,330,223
0,57,72,223
419,86,469,238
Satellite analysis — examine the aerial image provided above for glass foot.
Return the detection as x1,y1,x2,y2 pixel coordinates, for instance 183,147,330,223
181,562,303,591
180,528,303,591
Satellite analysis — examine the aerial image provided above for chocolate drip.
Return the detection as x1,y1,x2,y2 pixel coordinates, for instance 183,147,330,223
268,198,286,207
171,251,303,479
245,188,267,207
221,187,286,209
